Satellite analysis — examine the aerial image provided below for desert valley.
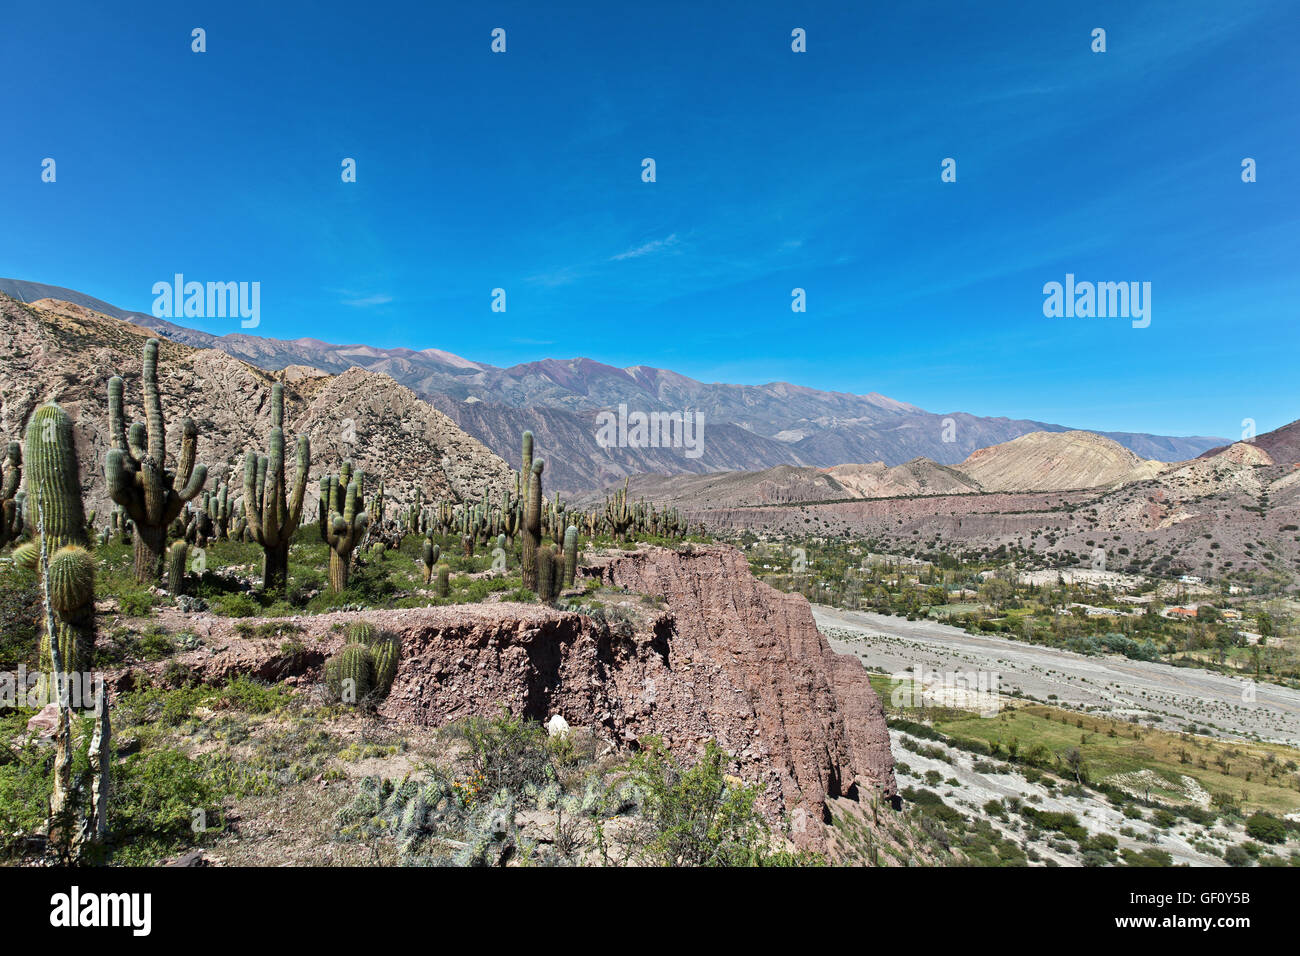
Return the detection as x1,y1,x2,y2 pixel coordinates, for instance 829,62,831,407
1,283,1297,871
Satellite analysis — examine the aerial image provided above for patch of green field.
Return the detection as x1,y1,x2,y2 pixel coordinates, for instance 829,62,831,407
932,704,1300,815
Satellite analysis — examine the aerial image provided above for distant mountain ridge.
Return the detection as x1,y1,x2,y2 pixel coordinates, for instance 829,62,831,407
0,278,1228,493
575,431,1176,508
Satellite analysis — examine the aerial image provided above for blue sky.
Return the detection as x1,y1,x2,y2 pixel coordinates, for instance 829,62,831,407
2,0,1296,437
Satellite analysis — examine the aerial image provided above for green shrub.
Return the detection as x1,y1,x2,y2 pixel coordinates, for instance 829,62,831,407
1245,812,1286,845
627,738,804,866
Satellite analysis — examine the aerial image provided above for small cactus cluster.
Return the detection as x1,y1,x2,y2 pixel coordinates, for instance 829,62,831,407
104,338,208,583
322,621,401,704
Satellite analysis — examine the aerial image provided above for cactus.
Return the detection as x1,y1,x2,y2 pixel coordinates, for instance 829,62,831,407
562,525,579,588
0,440,23,548
606,477,633,541
41,543,96,678
344,621,377,645
370,632,401,696
211,480,231,540
420,537,440,584
26,404,88,556
435,563,450,598
105,338,208,583
522,459,544,590
25,404,94,675
324,642,374,704
536,544,556,603
243,383,311,594
520,431,533,484
319,462,369,592
168,539,189,596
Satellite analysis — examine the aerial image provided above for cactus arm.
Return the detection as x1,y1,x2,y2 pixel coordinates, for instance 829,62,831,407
270,382,284,430
128,422,148,461
175,417,198,489
140,457,166,526
286,434,310,529
107,376,129,452
142,339,167,466
242,451,264,544
172,463,207,517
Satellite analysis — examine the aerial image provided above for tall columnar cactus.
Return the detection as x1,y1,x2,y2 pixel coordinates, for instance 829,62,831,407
24,404,94,675
562,525,579,589
435,563,450,598
26,404,88,556
320,462,369,592
105,338,208,583
521,459,544,590
168,540,189,596
243,383,311,595
521,431,534,486
536,544,555,603
0,440,23,548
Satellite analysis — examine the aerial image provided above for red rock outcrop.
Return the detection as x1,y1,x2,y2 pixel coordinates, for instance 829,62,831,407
593,545,896,821
111,545,896,844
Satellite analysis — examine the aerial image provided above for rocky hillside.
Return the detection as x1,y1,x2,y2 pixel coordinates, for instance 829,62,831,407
0,294,514,518
427,394,806,494
1200,419,1300,466
686,441,1300,582
958,430,1167,492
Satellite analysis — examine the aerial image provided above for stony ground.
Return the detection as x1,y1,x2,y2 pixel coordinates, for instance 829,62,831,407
815,605,1300,744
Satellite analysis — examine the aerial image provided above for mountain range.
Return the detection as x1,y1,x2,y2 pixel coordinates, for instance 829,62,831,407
0,294,514,520
0,278,1227,494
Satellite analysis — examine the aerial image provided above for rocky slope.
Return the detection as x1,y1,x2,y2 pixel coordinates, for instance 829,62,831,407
0,294,514,518
958,430,1167,492
110,544,896,847
428,393,806,494
1200,420,1300,466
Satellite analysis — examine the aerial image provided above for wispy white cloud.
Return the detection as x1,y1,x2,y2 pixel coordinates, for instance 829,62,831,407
341,293,393,307
611,233,680,261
